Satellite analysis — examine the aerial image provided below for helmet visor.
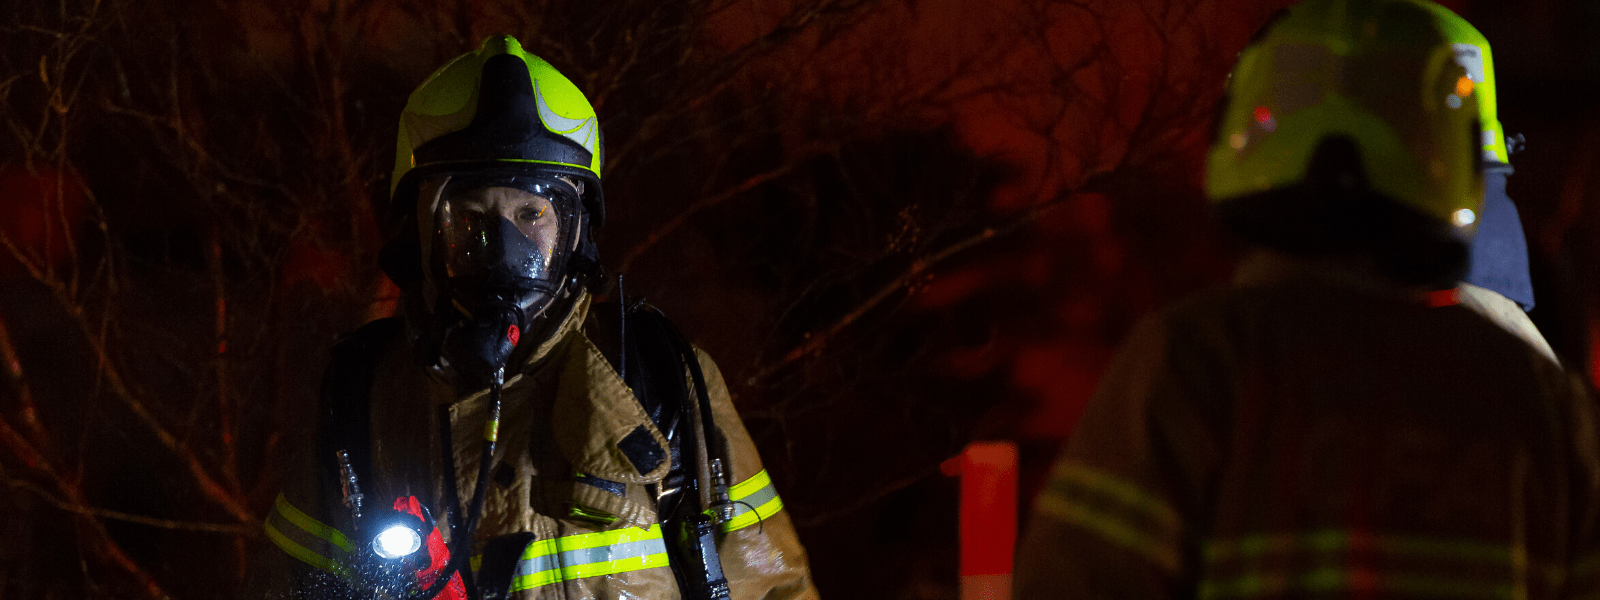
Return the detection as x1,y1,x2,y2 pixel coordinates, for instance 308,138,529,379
428,174,581,311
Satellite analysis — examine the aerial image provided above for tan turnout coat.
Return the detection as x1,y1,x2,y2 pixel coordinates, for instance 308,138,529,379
257,294,818,600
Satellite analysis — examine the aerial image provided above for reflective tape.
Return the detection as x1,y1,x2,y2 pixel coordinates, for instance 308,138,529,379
1032,462,1182,572
1201,530,1549,599
1201,567,1517,599
719,469,784,532
508,525,670,591
263,494,354,579
1205,530,1515,564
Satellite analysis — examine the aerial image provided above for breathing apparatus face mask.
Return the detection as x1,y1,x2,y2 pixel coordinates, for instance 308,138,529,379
419,173,583,385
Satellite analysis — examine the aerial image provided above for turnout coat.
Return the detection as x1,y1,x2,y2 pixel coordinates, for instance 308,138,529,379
256,293,818,600
1016,255,1600,598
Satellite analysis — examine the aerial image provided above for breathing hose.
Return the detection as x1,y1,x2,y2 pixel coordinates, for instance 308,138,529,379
414,366,504,600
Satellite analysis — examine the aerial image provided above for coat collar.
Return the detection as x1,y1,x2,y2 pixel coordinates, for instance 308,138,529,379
1232,249,1431,305
550,321,672,484
424,291,671,485
422,291,589,398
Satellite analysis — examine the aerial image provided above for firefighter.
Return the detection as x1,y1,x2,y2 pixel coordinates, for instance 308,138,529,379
252,36,817,600
1015,0,1600,597
1431,1,1558,363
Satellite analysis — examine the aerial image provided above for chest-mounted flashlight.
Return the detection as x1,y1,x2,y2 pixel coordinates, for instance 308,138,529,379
373,522,424,559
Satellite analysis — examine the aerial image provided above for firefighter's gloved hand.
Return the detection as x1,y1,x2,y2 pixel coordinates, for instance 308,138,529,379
392,496,467,600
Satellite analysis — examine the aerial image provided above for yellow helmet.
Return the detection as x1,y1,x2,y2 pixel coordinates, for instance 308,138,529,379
1206,0,1485,240
391,35,603,192
1416,1,1510,165
381,36,604,291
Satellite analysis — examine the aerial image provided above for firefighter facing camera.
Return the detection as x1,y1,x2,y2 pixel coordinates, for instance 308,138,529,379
251,36,818,600
1016,0,1600,597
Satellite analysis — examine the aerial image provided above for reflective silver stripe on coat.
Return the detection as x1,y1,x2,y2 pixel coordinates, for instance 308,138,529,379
509,525,671,590
721,469,784,532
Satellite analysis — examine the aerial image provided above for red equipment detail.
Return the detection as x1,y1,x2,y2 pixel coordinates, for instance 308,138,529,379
392,496,467,600
945,442,1018,600
1427,288,1460,308
507,324,520,347
956,442,1017,578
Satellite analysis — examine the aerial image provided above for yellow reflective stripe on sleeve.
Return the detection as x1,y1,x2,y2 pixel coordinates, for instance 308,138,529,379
263,519,354,580
273,493,354,553
728,468,772,499
1034,462,1183,572
1051,463,1179,529
719,469,784,532
508,525,671,592
1035,495,1182,571
263,494,357,580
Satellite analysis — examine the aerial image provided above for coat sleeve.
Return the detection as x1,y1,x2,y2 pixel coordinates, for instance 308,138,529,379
1014,310,1228,599
694,347,821,600
244,438,363,600
248,322,408,599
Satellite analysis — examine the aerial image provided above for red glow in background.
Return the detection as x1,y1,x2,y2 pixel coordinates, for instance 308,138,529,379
0,0,1597,597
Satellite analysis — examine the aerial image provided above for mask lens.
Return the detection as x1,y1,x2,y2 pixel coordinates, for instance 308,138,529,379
431,177,578,298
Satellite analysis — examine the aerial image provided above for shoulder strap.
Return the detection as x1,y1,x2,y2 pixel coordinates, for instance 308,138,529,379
628,306,724,464
619,305,733,600
586,301,688,442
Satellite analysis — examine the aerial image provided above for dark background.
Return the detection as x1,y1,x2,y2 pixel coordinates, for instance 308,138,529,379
1,0,1595,597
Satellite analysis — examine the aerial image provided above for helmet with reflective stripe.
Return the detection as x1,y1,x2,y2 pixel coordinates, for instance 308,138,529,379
1421,4,1536,309
1418,1,1509,165
1206,0,1485,239
382,35,604,292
